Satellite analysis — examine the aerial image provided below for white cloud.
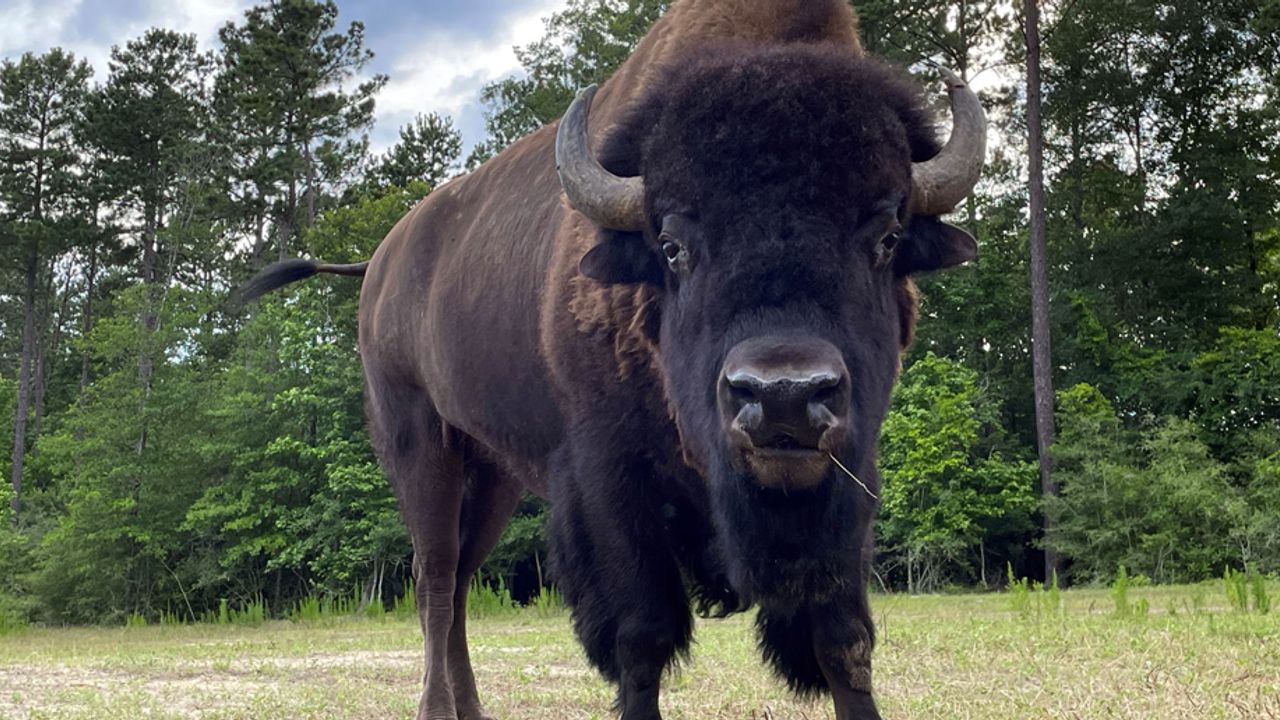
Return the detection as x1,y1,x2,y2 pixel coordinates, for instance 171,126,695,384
0,0,84,59
0,0,245,79
372,0,564,153
138,0,250,48
1,0,568,156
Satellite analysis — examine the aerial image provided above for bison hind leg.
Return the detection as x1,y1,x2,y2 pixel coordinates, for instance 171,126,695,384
368,377,518,720
448,459,524,720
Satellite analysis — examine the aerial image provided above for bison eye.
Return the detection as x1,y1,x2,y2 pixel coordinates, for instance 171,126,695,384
660,235,687,270
875,227,902,267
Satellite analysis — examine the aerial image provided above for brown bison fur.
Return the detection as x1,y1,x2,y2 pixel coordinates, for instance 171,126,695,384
541,43,949,706
238,2,981,719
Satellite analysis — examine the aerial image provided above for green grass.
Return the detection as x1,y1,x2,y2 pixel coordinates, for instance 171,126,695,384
2,584,1278,719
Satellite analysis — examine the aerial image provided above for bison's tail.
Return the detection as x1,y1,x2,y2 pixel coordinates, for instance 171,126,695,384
238,259,369,305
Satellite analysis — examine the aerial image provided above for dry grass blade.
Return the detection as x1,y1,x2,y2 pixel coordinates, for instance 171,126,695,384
830,453,878,499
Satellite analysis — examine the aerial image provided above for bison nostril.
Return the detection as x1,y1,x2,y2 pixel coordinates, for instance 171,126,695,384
810,381,840,406
733,401,764,434
728,382,758,408
807,401,838,435
720,337,850,453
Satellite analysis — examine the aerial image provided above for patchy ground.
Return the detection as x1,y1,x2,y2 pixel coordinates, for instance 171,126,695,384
2,585,1278,719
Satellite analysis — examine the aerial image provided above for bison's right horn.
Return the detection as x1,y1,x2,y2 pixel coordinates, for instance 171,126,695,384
556,85,647,231
910,69,988,216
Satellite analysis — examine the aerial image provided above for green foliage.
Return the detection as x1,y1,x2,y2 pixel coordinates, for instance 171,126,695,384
858,0,1011,77
1224,568,1272,615
180,189,417,613
0,486,31,631
478,496,549,589
3,0,1280,627
1046,571,1062,615
1111,565,1131,617
1250,575,1270,615
530,585,565,618
1224,568,1250,613
214,0,388,257
879,354,1036,591
1236,435,1280,575
233,597,268,626
362,113,462,193
1051,386,1248,584
1007,563,1032,618
468,579,517,619
288,595,323,623
391,580,416,620
29,284,224,623
287,588,360,623
1006,565,1063,621
0,48,93,220
364,593,385,620
84,28,213,229
468,0,668,167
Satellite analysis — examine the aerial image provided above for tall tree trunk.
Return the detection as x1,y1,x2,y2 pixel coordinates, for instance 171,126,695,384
10,250,38,521
277,212,293,263
279,173,298,262
303,140,317,230
137,198,159,462
31,265,71,446
79,240,98,392
1025,0,1058,581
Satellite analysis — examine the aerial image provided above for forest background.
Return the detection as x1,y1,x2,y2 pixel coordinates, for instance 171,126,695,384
1,0,1278,626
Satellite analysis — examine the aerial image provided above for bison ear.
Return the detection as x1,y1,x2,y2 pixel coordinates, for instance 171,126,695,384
895,217,978,275
579,232,664,285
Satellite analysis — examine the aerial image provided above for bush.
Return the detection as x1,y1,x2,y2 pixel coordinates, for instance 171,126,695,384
1051,387,1242,584
468,579,516,618
1112,565,1131,617
0,596,27,635
530,585,564,618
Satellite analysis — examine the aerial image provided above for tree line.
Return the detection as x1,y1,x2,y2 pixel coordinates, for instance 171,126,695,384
1,0,1277,625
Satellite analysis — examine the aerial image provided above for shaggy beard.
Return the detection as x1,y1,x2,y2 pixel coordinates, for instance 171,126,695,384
708,458,871,611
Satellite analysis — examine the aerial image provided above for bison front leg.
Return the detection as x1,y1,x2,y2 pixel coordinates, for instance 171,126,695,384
756,589,882,719
549,443,692,720
814,591,882,720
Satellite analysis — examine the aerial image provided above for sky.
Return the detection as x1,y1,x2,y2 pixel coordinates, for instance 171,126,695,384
0,0,570,157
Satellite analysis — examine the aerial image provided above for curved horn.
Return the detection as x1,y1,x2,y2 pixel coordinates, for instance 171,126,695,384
555,85,647,231
910,69,988,216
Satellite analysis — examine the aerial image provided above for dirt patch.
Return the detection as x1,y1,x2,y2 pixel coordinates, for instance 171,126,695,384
0,650,422,719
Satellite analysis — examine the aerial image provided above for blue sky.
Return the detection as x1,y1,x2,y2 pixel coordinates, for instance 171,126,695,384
0,0,569,156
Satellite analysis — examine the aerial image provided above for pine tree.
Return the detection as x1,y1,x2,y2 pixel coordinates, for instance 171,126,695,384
1024,0,1058,580
83,29,216,452
364,113,462,193
215,0,386,263
468,0,669,167
0,49,93,521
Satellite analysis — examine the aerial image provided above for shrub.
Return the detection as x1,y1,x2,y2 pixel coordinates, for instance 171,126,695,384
1224,568,1250,613
530,585,564,618
391,580,417,620
468,579,515,618
1112,565,1131,617
1250,575,1271,615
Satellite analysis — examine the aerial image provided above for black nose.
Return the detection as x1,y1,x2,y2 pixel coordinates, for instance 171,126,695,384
720,337,849,452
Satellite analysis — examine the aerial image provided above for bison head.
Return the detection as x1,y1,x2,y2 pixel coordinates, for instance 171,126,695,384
557,43,985,604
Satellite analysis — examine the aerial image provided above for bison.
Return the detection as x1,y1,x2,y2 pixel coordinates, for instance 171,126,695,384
241,1,986,719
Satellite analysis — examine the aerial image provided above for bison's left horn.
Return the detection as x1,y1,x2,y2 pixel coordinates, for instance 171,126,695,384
910,69,988,216
556,85,647,231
